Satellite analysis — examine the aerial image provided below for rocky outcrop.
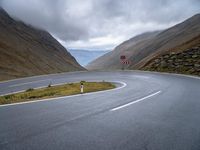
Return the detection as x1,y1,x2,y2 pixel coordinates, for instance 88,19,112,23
143,46,200,76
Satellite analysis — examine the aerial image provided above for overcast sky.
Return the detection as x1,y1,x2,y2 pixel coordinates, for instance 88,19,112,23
0,0,200,50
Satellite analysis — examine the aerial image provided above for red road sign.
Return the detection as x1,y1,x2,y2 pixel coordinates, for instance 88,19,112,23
122,60,130,64
120,55,126,60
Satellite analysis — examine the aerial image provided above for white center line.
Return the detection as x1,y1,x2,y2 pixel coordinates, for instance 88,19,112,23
110,90,161,111
9,79,50,87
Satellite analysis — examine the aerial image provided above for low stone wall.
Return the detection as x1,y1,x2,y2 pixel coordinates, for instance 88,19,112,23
143,46,200,76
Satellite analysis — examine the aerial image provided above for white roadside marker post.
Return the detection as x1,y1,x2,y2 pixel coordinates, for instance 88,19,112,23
80,82,84,94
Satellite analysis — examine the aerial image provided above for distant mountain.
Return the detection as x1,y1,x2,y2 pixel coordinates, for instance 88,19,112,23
86,31,161,70
0,8,85,81
87,14,200,71
68,49,110,66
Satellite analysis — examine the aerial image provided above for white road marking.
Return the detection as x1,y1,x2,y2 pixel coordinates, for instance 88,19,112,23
1,83,69,96
110,90,161,111
0,86,48,96
0,71,87,84
9,79,50,87
128,70,200,80
0,81,127,107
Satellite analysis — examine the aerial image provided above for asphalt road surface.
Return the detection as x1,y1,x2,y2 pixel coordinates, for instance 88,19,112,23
0,71,200,150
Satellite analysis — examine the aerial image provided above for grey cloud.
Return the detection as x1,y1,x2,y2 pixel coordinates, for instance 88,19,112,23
0,0,89,41
0,0,199,49
95,0,200,23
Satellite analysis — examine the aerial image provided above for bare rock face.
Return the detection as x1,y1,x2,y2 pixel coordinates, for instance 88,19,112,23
0,8,85,81
143,45,200,76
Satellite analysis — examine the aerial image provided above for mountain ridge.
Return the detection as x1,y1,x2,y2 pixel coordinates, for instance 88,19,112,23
87,14,200,71
0,8,85,81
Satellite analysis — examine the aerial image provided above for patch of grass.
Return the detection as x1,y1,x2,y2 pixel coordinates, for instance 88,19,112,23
0,82,116,105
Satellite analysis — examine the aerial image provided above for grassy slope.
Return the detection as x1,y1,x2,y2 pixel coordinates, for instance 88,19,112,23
0,82,115,105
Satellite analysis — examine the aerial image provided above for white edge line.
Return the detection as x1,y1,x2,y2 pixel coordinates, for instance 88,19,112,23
0,85,50,96
0,81,125,96
110,90,161,111
119,70,200,80
0,81,127,107
0,82,86,96
1,70,199,84
9,79,50,87
0,71,87,84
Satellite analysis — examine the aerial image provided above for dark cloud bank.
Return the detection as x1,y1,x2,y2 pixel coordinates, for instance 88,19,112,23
0,0,199,50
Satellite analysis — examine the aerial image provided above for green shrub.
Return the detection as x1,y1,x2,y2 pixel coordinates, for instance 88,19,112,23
4,95,12,99
80,81,86,84
28,95,37,99
26,88,34,92
48,83,52,88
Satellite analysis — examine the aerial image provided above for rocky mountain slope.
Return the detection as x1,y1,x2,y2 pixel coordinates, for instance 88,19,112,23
86,31,160,70
142,35,200,76
0,8,84,81
87,14,200,71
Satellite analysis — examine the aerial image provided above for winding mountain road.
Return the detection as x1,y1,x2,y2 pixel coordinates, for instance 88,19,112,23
0,71,200,150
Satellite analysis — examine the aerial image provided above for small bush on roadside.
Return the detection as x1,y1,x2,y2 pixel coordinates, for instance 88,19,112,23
28,95,37,99
48,83,52,88
26,88,34,92
80,81,86,84
4,95,12,99
0,97,9,104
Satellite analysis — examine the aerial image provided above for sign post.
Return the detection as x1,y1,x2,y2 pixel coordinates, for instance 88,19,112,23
120,55,126,70
120,55,131,70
